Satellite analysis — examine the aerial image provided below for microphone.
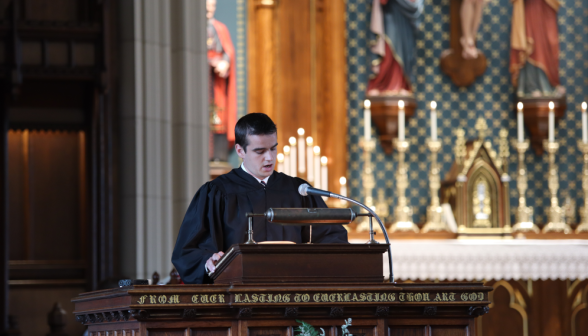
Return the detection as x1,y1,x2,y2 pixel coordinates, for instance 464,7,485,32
298,183,332,198
298,183,395,283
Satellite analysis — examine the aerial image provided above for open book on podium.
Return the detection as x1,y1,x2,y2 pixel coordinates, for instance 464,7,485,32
210,243,389,284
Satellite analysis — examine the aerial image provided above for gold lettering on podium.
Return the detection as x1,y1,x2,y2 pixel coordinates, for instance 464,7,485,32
137,295,147,304
168,295,180,304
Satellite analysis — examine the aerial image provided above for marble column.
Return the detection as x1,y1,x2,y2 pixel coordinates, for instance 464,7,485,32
119,0,208,280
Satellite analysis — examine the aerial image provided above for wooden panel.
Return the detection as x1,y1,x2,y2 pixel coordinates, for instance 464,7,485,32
430,327,468,336
28,130,83,260
192,328,231,336
249,327,289,336
147,329,187,336
24,0,79,21
348,327,375,336
481,284,524,336
7,131,26,260
389,327,426,336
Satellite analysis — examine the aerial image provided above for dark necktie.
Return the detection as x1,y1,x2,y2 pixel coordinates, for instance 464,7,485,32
260,181,266,188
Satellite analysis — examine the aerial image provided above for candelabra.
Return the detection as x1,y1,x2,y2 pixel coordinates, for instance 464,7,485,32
542,140,572,233
389,139,419,233
511,140,539,233
422,139,449,232
577,142,588,233
356,138,382,235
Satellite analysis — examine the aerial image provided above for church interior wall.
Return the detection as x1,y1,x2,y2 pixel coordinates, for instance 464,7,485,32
345,0,588,225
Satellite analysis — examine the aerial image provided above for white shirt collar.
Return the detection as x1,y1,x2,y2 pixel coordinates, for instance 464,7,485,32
241,163,271,184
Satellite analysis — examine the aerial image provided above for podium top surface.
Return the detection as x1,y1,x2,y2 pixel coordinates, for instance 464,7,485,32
210,243,389,284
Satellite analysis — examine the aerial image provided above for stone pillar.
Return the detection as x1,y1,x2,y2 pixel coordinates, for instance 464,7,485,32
119,0,208,280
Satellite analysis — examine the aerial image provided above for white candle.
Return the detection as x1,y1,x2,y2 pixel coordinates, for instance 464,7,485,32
306,137,314,182
297,128,306,173
289,137,297,177
430,101,437,141
398,100,405,141
313,146,321,188
582,102,587,144
283,145,291,175
517,102,524,143
548,101,554,143
364,99,371,141
320,156,328,191
339,177,347,197
277,153,284,173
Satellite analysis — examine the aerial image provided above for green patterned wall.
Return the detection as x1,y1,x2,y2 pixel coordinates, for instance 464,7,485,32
346,0,588,225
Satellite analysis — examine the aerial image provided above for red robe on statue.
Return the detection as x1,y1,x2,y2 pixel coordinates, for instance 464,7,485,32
510,0,560,89
209,19,237,144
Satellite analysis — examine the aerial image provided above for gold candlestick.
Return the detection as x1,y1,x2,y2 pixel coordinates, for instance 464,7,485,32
542,140,571,233
577,142,588,233
389,139,419,233
511,140,539,233
356,138,382,233
422,139,448,232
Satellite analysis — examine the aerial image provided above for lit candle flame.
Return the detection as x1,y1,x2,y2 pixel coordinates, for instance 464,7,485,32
430,101,437,109
582,102,587,110
517,102,523,110
284,145,290,154
289,136,296,145
297,128,305,136
306,136,313,145
548,101,554,110
320,156,328,165
364,99,371,109
398,100,405,109
277,153,284,163
339,177,346,185
313,146,320,155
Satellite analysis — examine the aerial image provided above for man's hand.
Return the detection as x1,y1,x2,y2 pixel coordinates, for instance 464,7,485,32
205,251,225,274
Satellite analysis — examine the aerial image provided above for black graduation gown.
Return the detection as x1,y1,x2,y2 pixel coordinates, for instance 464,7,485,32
172,168,349,284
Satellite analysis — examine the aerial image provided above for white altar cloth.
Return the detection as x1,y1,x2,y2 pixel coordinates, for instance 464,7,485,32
350,239,588,281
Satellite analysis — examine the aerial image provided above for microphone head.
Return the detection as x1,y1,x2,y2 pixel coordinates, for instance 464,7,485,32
298,183,310,196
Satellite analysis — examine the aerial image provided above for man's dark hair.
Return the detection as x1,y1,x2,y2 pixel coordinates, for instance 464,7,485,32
235,113,277,151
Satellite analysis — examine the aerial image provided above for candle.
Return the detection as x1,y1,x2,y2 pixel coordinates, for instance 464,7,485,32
313,146,321,188
582,102,587,144
398,100,405,141
297,128,306,173
517,102,524,143
339,177,347,197
320,156,328,191
364,99,371,141
283,145,291,175
548,101,554,143
289,137,297,177
306,137,314,182
277,153,284,173
430,101,437,141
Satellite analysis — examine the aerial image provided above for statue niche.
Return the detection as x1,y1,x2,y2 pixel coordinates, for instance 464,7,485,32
440,124,512,238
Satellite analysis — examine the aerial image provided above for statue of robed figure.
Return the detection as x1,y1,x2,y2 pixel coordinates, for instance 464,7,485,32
367,0,424,96
207,0,237,161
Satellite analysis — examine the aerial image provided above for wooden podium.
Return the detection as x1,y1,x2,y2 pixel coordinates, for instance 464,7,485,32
72,244,491,336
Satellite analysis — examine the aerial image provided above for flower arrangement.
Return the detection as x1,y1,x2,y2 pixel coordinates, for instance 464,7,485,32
294,319,353,336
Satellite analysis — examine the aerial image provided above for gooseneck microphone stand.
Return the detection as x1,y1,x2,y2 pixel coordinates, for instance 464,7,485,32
328,192,394,283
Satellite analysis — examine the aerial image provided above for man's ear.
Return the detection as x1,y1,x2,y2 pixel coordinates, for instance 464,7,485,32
235,144,246,159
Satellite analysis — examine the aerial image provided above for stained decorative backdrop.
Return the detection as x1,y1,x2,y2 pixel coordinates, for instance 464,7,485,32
346,0,588,225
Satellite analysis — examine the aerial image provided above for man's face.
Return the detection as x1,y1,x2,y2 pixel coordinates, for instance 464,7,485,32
206,0,216,19
236,133,278,181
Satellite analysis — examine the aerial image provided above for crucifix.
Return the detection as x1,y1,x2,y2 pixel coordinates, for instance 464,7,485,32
440,0,488,87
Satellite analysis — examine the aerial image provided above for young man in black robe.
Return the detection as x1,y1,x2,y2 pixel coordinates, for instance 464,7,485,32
172,113,348,284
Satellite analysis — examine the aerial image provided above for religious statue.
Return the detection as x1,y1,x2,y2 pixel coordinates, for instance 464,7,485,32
510,0,565,97
207,0,237,161
367,0,424,96
459,0,485,59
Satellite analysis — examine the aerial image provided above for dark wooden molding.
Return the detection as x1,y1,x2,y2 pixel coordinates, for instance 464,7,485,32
238,308,253,318
516,96,567,155
375,306,389,317
469,306,489,317
423,306,437,316
128,309,149,321
182,309,198,320
0,84,9,334
365,95,416,155
329,307,344,318
284,307,298,318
